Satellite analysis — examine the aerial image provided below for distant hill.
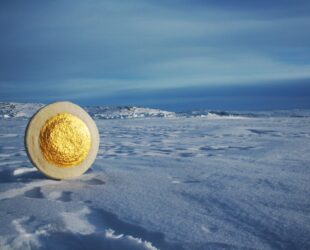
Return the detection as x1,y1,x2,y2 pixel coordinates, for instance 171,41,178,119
0,102,175,119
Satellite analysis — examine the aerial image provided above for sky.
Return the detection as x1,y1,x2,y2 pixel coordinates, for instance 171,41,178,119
0,0,310,110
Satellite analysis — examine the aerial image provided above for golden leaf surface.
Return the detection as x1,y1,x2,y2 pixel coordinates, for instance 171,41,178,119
39,113,91,167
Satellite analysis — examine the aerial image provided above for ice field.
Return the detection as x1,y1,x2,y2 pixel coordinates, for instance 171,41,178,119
0,103,310,250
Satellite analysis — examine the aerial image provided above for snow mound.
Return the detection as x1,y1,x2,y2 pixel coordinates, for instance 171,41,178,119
182,110,248,119
203,112,247,120
86,106,175,119
0,102,44,119
0,102,175,120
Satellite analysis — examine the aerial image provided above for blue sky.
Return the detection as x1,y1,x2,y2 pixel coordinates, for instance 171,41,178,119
0,0,310,110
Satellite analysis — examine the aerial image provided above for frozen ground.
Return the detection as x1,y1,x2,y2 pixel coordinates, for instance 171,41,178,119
0,104,310,250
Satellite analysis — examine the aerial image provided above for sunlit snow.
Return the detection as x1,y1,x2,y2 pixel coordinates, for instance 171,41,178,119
0,103,309,250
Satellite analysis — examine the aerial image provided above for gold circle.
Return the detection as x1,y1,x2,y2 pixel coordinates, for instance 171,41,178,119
39,113,91,167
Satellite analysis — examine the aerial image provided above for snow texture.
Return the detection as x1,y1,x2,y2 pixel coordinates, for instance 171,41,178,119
0,103,310,250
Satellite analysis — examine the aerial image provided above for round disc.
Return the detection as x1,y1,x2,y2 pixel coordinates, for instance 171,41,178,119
25,101,100,180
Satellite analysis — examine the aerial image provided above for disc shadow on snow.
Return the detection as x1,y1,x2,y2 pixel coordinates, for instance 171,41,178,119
0,167,47,183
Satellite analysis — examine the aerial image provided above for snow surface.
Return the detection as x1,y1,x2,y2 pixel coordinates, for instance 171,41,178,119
0,103,310,249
